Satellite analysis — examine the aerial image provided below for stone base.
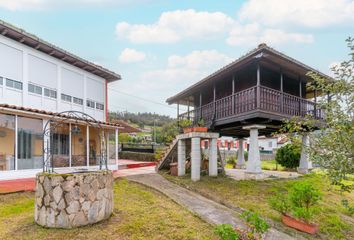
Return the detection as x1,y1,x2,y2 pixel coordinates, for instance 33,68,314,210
297,168,312,174
34,170,114,228
235,164,246,169
244,172,264,180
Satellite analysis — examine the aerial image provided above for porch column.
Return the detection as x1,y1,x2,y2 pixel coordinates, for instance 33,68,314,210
280,70,284,113
298,133,312,174
232,75,235,115
209,138,218,177
256,63,261,109
243,125,265,174
236,138,245,169
177,102,180,127
199,93,202,120
69,123,72,168
115,128,119,169
106,131,110,167
191,137,201,181
43,120,50,172
86,125,89,167
177,139,186,176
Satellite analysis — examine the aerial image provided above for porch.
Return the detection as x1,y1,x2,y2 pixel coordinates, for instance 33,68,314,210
179,84,323,128
0,104,122,180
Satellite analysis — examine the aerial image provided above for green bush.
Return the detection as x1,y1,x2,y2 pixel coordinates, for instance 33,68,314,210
226,156,236,166
240,210,269,235
120,151,156,162
269,182,321,223
289,182,321,222
214,224,239,240
275,143,300,169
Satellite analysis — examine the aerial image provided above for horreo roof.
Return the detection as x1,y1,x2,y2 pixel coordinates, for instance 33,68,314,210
166,43,332,105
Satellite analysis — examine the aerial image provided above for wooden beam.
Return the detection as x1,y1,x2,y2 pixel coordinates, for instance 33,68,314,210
256,63,260,108
280,69,284,113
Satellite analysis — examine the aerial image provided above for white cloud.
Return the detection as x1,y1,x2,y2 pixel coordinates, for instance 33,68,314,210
226,23,314,46
239,0,354,28
0,0,151,10
136,50,232,94
119,48,146,63
115,9,234,44
168,50,233,69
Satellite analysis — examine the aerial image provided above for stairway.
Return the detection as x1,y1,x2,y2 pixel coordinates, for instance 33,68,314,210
155,139,178,171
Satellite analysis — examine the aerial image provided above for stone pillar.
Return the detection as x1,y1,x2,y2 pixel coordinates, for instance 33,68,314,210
177,139,186,176
243,125,266,174
191,137,201,181
209,138,218,177
236,138,245,169
298,133,312,174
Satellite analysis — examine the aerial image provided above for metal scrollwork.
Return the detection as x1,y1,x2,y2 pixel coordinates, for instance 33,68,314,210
43,111,108,173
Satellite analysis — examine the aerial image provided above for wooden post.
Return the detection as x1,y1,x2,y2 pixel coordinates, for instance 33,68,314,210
299,77,302,116
199,92,202,121
256,63,260,109
213,84,216,118
232,75,235,115
280,69,283,113
314,88,317,118
187,101,190,120
177,102,180,127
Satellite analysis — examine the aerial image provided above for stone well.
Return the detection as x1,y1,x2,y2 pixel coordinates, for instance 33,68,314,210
34,170,114,228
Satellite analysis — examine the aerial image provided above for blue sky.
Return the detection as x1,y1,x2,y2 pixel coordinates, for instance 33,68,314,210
0,0,353,116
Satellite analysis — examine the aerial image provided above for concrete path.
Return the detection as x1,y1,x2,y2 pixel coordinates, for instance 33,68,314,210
226,168,299,181
127,173,294,240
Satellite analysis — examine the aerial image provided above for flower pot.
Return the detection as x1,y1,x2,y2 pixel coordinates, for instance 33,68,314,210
282,215,318,235
183,128,193,133
192,127,208,132
170,162,178,176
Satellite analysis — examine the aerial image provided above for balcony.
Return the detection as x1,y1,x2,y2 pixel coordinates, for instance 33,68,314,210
179,85,323,127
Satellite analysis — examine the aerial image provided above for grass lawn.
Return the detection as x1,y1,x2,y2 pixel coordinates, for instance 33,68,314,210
162,172,354,239
225,160,286,171
0,179,217,240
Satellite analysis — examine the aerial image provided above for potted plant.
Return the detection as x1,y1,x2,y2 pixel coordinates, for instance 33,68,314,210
193,118,207,132
179,119,193,133
269,182,321,235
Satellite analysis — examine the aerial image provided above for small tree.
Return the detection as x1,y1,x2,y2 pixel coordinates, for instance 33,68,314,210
275,143,301,169
280,37,354,191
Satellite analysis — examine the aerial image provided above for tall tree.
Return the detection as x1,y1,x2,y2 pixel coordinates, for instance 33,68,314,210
281,38,354,191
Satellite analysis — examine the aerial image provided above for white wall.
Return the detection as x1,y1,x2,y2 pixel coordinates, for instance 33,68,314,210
258,138,278,151
0,35,107,121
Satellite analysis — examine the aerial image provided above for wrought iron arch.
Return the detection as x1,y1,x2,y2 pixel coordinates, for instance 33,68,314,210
43,111,108,173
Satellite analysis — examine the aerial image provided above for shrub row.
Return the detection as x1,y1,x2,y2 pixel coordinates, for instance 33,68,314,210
119,151,156,162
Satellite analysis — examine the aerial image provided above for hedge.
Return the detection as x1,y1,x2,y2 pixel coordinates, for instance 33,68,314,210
120,151,156,162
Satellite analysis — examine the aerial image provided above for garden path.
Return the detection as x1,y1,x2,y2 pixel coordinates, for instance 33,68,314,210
127,173,295,240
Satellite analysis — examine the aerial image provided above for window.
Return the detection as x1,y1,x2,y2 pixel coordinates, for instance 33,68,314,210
61,94,72,102
96,102,104,111
52,133,70,155
17,117,43,170
0,114,15,171
6,79,23,90
86,100,95,108
268,141,273,148
73,97,83,105
28,83,42,95
0,77,3,85
44,88,57,99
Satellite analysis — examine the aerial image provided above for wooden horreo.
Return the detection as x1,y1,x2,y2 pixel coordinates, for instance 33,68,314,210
167,44,327,137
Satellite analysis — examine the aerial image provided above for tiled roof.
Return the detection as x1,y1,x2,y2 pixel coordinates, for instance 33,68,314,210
0,19,121,82
0,104,122,128
109,119,141,133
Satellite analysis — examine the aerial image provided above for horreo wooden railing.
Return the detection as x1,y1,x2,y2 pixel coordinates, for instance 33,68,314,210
179,85,323,126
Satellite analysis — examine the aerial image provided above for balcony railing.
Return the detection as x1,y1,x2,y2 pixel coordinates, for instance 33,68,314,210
179,85,323,126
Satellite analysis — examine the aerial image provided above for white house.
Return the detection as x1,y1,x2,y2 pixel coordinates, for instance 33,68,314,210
0,20,123,180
